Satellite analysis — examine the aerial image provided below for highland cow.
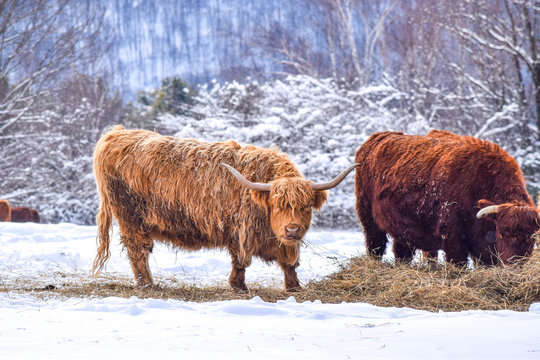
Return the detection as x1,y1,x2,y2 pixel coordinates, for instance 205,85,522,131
11,207,41,223
0,200,11,222
355,130,539,265
93,126,358,290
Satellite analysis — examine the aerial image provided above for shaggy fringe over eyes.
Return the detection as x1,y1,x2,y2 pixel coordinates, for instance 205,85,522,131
270,179,315,210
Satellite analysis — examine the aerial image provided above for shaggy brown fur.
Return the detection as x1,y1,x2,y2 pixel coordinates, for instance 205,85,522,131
0,200,11,222
355,130,539,265
10,207,40,223
93,126,346,290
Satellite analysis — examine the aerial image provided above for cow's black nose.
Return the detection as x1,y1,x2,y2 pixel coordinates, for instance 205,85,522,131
286,225,300,238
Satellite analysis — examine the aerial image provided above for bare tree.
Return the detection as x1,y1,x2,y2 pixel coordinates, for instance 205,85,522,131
0,74,122,223
0,0,110,133
378,0,538,144
0,0,117,223
433,0,539,137
248,0,397,86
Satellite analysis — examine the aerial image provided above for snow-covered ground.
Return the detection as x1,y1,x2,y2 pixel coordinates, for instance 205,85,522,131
1,222,539,359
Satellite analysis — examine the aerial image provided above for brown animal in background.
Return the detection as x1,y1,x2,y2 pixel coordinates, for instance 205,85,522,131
11,207,41,223
93,126,358,290
0,200,11,222
355,130,539,265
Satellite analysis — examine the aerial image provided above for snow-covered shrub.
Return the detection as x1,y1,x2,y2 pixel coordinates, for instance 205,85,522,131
158,75,430,228
0,76,121,224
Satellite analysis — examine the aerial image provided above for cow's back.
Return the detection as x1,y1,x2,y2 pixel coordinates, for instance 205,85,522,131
356,131,527,208
355,132,448,203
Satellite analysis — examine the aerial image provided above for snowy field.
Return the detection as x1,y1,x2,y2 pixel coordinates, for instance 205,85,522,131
0,222,539,359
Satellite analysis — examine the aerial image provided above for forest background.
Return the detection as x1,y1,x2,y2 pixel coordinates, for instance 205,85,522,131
0,0,538,228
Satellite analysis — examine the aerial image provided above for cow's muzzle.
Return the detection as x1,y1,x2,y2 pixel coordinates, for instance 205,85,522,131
285,225,300,239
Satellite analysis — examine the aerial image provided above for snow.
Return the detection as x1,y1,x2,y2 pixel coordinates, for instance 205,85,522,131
1,222,539,359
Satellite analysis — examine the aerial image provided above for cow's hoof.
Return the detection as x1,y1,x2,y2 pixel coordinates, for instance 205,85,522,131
231,285,248,293
285,285,301,292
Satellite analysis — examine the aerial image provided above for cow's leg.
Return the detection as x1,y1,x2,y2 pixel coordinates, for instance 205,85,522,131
393,239,414,262
443,240,469,266
365,225,388,258
121,233,154,287
441,228,469,266
421,249,439,263
279,262,300,291
475,246,498,265
357,201,387,257
360,217,388,258
228,251,248,291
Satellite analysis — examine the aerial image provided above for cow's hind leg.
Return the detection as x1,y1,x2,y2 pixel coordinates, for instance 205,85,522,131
121,233,154,287
357,205,387,257
365,226,388,258
356,196,388,257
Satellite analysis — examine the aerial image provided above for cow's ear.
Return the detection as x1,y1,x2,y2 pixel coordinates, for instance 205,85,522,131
312,190,328,211
250,190,269,210
477,199,497,222
478,199,495,209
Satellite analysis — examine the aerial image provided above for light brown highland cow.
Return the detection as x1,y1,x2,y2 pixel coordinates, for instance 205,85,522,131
0,200,11,222
93,126,357,290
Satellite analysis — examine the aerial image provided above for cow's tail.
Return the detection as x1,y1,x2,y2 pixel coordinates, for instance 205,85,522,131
92,190,113,276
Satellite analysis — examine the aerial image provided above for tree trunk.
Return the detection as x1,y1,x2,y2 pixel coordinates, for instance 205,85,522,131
534,61,540,135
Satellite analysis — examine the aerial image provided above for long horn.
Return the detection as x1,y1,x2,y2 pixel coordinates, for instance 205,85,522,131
477,205,500,219
311,163,361,191
221,163,272,192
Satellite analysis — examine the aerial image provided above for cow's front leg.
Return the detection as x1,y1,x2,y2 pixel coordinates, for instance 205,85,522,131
279,262,300,291
228,251,249,291
121,234,154,288
443,238,469,266
393,238,415,262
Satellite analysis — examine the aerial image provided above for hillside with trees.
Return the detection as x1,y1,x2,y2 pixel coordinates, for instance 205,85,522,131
0,0,538,226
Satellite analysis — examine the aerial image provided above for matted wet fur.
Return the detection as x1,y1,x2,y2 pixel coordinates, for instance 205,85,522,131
355,130,539,265
92,126,336,291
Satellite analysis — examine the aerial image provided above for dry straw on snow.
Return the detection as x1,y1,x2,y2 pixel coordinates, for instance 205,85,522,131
4,249,539,312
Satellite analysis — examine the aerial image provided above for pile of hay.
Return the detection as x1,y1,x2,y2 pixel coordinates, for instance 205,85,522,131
303,251,540,312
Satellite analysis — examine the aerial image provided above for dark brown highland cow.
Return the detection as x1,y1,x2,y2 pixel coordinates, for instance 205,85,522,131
0,200,11,222
355,130,539,265
93,126,358,290
11,207,41,223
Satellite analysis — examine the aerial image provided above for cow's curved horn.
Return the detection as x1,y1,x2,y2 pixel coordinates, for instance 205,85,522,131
221,163,272,192
311,163,361,191
477,205,500,219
